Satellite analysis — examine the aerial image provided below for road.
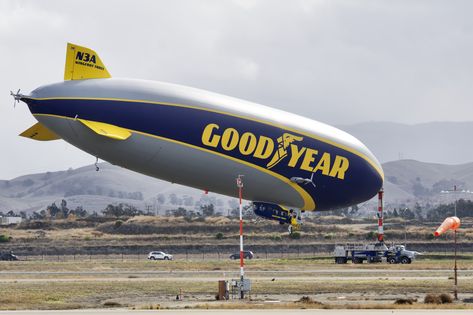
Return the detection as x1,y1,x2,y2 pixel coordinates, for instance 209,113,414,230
1,310,473,315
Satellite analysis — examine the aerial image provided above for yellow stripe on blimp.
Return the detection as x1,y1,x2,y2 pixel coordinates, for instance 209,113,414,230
34,114,316,210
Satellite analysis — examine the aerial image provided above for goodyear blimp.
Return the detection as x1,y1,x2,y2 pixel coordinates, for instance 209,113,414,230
13,43,383,231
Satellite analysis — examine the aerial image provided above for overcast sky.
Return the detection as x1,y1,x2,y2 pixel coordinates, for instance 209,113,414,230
1,0,472,179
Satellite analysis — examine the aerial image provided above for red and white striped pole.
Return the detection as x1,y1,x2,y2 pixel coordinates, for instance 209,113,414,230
236,175,245,299
377,188,384,243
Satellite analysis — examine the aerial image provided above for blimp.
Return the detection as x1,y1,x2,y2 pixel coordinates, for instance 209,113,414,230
13,43,383,232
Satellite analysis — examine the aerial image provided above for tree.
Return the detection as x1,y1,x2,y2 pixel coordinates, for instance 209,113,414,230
173,207,188,217
157,194,166,205
414,202,423,219
200,203,215,217
412,177,431,197
427,199,473,221
349,204,359,216
60,199,69,218
71,206,88,218
399,208,415,220
169,193,178,205
47,202,61,218
103,203,143,217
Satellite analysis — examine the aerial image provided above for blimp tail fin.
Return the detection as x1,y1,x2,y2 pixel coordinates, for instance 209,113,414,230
64,43,111,80
19,122,61,141
78,119,131,140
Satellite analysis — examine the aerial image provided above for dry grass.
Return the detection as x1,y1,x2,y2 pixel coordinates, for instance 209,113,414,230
191,302,473,310
1,270,473,310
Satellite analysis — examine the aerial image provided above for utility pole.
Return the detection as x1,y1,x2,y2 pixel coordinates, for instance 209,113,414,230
377,188,384,243
236,175,245,299
439,185,463,300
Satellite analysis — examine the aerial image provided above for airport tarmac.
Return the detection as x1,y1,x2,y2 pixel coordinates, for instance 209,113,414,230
1,310,473,315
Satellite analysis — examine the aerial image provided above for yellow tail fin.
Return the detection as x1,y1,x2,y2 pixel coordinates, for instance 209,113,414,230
19,122,61,141
64,43,111,80
78,119,131,140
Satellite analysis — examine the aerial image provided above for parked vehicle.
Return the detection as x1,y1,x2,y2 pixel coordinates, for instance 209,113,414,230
229,250,254,260
147,251,173,260
0,252,18,261
385,245,417,264
333,243,417,264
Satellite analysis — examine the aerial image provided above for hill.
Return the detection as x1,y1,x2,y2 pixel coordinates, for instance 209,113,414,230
382,159,473,205
0,163,237,214
1,160,473,214
338,121,473,165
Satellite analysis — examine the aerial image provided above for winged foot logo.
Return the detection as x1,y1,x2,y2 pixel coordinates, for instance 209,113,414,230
201,123,349,180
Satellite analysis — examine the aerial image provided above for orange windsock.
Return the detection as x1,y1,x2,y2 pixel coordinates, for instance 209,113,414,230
434,216,461,237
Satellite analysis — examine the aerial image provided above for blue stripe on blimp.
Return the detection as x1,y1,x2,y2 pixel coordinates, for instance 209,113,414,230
25,98,382,210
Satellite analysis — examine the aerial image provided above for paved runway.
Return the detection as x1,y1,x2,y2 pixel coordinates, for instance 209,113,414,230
1,310,473,315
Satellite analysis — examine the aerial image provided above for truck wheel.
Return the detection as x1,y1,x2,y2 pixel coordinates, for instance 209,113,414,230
388,257,397,264
150,257,156,260
164,257,169,260
353,258,363,264
400,257,411,264
335,257,345,264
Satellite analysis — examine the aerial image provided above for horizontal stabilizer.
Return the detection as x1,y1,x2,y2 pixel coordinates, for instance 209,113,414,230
64,43,111,80
19,122,60,141
78,119,131,140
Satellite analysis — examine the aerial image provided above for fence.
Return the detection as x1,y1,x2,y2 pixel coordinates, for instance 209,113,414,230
15,250,335,262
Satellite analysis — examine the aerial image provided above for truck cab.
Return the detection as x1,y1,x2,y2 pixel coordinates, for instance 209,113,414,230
385,245,417,264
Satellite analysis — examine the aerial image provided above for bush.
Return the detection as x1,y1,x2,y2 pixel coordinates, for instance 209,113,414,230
0,235,10,243
323,233,333,240
424,294,441,304
114,220,123,228
290,232,301,239
365,231,377,240
270,234,283,241
215,232,224,240
439,293,453,304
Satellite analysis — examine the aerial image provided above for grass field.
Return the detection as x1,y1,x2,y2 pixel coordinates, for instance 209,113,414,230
1,256,473,310
1,217,473,310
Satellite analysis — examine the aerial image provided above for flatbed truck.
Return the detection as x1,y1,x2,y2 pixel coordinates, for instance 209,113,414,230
334,243,417,264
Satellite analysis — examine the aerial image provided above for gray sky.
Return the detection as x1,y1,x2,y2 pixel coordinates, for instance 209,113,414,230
1,0,472,179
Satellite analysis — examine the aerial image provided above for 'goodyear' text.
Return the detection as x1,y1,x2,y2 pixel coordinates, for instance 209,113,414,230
201,123,349,180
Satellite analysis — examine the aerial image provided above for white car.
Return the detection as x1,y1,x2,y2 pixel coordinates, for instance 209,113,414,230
148,251,173,261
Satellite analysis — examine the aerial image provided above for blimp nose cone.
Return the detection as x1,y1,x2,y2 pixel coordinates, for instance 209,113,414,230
313,129,384,211
349,142,384,206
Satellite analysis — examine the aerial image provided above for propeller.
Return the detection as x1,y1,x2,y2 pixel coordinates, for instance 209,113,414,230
10,89,22,108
